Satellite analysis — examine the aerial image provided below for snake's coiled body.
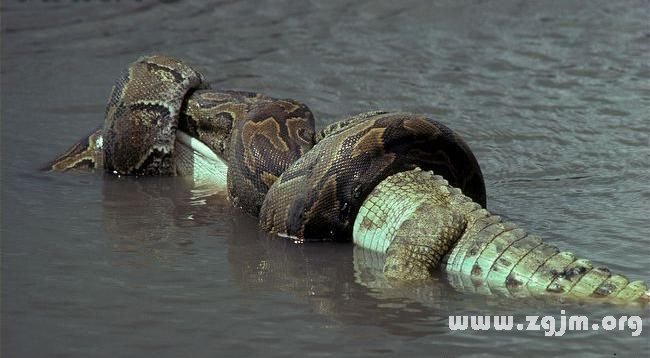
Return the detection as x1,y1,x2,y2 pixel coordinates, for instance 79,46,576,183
50,55,485,238
260,112,485,241
47,55,649,304
103,56,205,176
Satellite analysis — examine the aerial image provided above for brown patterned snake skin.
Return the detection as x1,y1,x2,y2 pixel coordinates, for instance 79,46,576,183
48,55,649,304
47,55,486,223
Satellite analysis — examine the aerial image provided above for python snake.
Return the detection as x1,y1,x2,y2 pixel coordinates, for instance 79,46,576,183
48,55,648,304
49,55,486,232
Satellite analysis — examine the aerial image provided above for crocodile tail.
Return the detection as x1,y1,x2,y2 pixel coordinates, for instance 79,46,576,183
446,221,649,303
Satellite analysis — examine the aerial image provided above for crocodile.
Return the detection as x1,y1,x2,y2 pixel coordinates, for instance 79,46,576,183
353,168,649,304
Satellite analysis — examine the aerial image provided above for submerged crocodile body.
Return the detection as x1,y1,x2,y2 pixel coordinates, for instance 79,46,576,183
354,168,649,304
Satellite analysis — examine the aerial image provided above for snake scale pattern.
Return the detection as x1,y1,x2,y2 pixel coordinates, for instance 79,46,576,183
47,55,648,304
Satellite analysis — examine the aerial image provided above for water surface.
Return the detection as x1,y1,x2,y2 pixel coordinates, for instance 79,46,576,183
2,0,649,356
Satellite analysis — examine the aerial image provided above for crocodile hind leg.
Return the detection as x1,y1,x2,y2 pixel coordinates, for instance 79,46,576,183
352,171,468,281
384,206,466,280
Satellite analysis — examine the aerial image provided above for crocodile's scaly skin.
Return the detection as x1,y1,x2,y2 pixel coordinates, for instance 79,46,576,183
353,168,649,303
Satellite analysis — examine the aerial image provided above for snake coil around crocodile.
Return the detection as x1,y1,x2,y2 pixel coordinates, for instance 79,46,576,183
51,55,486,242
48,55,650,303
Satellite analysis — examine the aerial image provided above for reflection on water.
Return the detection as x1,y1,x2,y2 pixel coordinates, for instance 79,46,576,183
100,177,451,337
97,178,522,338
101,177,225,266
100,179,650,341
2,0,649,356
